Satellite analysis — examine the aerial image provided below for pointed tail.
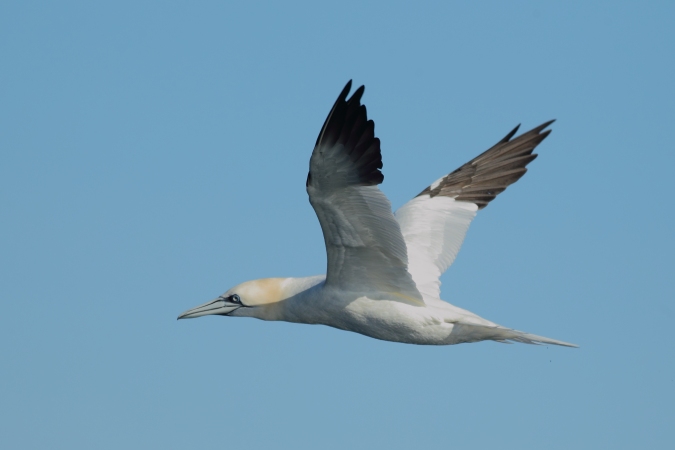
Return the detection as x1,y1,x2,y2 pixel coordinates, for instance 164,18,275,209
454,323,578,347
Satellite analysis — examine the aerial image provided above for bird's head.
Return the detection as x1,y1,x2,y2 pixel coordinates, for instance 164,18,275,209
177,278,291,321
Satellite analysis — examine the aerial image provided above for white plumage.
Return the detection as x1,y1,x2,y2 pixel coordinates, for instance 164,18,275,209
178,81,576,348
396,195,477,301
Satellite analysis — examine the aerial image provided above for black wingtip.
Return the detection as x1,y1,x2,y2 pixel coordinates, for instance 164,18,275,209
537,119,556,132
339,80,353,100
315,81,354,147
502,120,555,144
500,124,521,143
310,81,383,188
348,85,365,105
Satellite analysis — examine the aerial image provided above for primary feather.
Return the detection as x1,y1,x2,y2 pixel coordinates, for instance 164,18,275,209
396,120,555,301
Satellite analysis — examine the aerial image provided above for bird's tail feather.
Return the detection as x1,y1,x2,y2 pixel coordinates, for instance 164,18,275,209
454,323,578,347
498,329,578,347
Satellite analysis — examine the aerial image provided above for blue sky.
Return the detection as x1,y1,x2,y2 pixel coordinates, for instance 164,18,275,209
1,1,674,448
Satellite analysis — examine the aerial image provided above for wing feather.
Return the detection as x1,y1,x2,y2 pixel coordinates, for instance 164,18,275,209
396,121,554,300
308,81,423,304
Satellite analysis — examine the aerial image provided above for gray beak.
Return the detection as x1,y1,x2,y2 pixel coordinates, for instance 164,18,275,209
177,297,240,319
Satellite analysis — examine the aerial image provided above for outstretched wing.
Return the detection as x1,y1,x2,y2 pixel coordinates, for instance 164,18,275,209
395,121,554,300
307,81,423,305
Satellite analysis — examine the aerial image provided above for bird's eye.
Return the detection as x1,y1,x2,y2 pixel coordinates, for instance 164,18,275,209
231,294,241,304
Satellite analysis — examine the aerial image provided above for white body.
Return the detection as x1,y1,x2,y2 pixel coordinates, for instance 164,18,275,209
237,275,494,345
229,275,574,347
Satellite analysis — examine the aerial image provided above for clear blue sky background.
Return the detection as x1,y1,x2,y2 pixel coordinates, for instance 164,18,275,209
2,1,673,449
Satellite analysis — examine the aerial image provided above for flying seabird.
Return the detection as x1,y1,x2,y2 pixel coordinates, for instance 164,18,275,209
178,81,577,347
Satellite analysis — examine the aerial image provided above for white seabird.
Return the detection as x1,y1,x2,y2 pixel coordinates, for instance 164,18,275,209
178,81,577,347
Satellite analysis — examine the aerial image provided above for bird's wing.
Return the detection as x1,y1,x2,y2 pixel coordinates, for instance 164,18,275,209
307,81,423,305
395,121,554,300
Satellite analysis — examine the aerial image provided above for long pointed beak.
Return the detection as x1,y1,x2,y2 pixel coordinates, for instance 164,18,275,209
177,297,240,319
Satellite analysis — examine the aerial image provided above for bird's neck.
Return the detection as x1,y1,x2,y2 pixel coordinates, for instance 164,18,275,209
244,275,326,322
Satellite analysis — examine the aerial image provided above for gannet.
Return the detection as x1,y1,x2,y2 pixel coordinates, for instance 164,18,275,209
178,81,577,347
